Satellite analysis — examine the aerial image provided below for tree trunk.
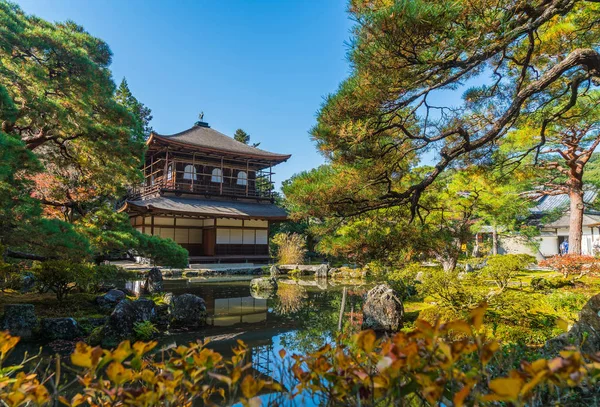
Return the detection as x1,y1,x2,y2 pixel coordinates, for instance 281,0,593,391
568,188,584,255
433,253,458,272
472,233,480,257
492,226,499,256
441,257,457,272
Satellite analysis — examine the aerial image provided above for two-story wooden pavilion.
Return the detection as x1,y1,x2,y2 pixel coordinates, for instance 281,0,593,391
120,120,291,263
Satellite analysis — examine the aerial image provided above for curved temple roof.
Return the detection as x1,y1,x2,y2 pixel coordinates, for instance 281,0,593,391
148,124,291,162
122,196,288,220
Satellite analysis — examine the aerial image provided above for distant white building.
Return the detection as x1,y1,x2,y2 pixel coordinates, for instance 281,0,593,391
482,191,600,259
532,191,600,257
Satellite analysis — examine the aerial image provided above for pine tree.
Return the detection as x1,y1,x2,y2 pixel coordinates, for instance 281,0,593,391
234,129,250,144
234,128,260,147
115,78,153,138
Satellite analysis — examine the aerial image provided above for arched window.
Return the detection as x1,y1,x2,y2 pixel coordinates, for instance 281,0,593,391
211,168,222,183
183,164,197,180
237,171,247,186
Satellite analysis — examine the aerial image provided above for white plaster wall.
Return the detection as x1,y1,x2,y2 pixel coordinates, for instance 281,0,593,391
498,236,545,260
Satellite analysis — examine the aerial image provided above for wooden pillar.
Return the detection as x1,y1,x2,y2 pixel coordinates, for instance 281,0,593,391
151,215,155,236
220,157,224,195
246,159,249,197
163,150,169,188
269,162,273,198
191,152,196,191
150,154,154,185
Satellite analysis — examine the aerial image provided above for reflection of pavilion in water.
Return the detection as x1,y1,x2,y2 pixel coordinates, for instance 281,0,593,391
209,296,267,326
162,280,269,327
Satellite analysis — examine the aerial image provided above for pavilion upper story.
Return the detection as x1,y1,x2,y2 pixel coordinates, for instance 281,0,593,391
128,121,291,202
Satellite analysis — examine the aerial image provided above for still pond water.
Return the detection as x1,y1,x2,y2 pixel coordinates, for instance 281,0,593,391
144,277,371,405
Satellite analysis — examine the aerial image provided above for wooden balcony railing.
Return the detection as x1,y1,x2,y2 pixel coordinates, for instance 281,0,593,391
127,176,273,200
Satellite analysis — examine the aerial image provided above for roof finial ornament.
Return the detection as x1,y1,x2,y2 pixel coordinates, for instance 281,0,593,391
195,111,209,127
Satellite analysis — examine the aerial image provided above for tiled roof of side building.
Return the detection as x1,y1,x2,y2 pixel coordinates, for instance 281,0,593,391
530,190,598,214
149,123,291,161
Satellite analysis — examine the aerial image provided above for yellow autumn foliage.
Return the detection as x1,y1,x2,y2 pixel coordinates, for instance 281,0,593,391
1,306,600,406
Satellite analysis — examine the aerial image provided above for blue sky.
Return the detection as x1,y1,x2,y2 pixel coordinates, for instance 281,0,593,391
15,0,354,189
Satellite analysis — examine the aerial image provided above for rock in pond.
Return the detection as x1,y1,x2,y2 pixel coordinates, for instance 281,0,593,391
41,318,83,341
1,304,38,340
269,265,280,277
315,264,329,279
144,267,164,293
362,284,404,332
250,277,278,299
100,298,157,346
96,289,126,310
170,294,207,329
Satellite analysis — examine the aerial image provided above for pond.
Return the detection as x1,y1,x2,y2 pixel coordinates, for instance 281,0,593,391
8,277,371,405
153,277,371,405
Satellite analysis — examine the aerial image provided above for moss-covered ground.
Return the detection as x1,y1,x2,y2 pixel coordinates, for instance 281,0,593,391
401,269,600,347
0,292,107,319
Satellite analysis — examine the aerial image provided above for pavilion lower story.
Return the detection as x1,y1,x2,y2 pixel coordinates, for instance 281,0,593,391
122,196,287,263
131,215,270,262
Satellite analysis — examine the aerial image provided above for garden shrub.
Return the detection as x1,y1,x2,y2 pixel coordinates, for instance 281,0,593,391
419,268,488,311
417,305,463,325
77,263,132,294
137,234,189,268
531,276,550,290
385,263,425,300
482,254,536,291
133,321,158,341
32,260,95,301
272,233,306,265
539,254,600,279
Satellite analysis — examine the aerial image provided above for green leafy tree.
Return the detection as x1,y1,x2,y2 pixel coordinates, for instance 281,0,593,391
500,93,600,254
77,206,188,267
301,0,600,224
455,166,533,256
1,2,145,216
285,165,487,271
0,3,185,266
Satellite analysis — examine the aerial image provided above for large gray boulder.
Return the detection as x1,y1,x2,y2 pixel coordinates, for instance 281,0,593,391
269,265,280,277
96,289,126,310
170,294,207,329
101,298,157,346
362,284,404,332
41,318,83,341
1,304,38,340
546,293,600,354
144,267,164,293
250,277,278,299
